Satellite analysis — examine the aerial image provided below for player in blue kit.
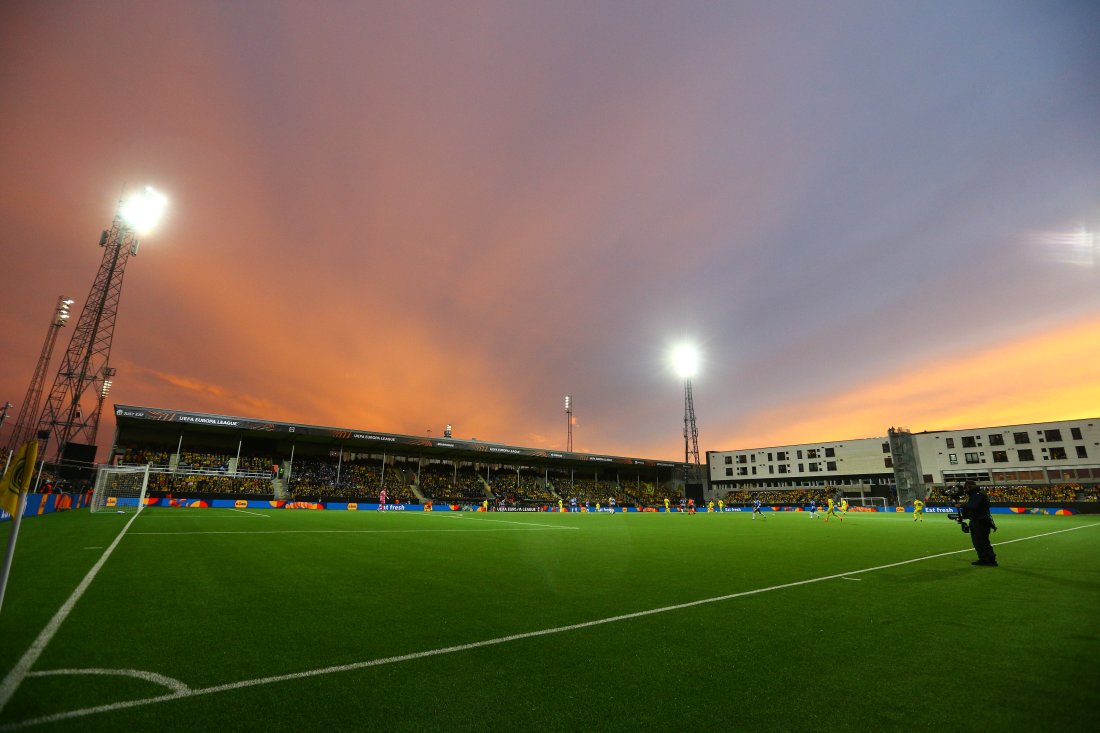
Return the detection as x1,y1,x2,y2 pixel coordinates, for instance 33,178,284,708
808,499,818,519
752,498,766,521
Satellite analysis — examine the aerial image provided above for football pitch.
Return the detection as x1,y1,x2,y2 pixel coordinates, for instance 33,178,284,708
1,508,1098,731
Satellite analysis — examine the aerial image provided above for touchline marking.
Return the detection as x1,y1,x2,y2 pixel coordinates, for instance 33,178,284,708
418,513,576,530
0,510,144,713
227,508,270,518
2,522,1096,730
126,527,575,536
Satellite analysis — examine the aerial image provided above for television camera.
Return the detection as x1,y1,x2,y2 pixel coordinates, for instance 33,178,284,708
943,483,971,533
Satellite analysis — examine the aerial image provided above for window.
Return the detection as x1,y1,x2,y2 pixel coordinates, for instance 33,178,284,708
949,453,958,465
750,454,756,463
724,456,732,465
751,466,757,475
1048,447,1067,460
1018,449,1034,461
992,451,1008,463
737,455,748,464
776,451,788,461
965,452,980,464
768,465,775,474
945,438,955,449
827,461,837,471
1076,446,1088,459
881,442,890,453
725,468,733,476
1013,432,1029,444
767,453,773,461
737,467,749,476
797,450,803,460
962,436,977,448
809,463,819,472
1071,427,1083,440
806,449,818,459
825,447,835,458
884,457,893,468
798,463,804,472
778,465,788,474
1044,429,1063,442
988,434,1004,446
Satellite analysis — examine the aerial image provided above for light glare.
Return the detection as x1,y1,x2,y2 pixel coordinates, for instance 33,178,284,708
120,186,168,234
671,344,700,379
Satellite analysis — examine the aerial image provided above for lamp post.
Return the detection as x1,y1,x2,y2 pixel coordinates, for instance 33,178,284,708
5,297,74,456
564,395,573,452
671,344,701,487
36,187,166,462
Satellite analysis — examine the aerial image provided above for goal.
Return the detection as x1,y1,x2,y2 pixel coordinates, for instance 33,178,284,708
842,495,889,510
91,465,151,514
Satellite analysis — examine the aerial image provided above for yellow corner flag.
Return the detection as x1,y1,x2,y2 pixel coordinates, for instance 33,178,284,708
1,440,38,517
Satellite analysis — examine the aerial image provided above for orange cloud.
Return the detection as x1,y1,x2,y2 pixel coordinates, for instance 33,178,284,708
721,312,1100,448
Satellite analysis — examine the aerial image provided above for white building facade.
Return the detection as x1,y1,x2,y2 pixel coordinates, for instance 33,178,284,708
707,417,1100,500
909,418,1100,486
706,436,895,496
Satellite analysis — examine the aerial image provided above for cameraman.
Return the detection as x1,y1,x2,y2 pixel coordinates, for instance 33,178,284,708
961,481,998,566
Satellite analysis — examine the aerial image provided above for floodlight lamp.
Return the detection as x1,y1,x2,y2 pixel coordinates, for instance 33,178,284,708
120,186,168,234
671,344,700,379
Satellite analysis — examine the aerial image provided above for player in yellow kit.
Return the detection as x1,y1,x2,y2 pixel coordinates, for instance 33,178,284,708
558,498,564,513
664,497,671,513
718,499,725,513
707,500,714,513
824,496,842,522
840,498,849,514
913,498,924,522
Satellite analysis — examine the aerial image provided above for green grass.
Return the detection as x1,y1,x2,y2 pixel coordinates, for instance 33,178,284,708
1,508,1098,731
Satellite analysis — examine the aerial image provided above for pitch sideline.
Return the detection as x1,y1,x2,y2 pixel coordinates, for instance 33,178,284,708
1,522,1096,730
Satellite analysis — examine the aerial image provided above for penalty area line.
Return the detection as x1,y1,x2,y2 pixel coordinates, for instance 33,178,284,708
3,522,1097,730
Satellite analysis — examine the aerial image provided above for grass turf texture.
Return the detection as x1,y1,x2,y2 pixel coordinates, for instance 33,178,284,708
1,508,1098,731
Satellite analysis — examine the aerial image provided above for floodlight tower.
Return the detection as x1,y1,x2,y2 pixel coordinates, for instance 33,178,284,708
564,395,573,452
4,297,74,454
671,345,700,467
36,187,167,462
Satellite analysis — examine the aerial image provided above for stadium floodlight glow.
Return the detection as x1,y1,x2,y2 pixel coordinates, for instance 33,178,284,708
671,344,700,379
119,186,168,234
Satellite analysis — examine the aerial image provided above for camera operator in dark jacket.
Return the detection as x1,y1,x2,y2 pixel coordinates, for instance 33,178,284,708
962,481,998,566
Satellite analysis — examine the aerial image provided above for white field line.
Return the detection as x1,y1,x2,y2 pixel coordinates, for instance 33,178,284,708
3,521,1096,731
227,508,269,518
415,512,578,530
126,527,575,536
26,669,190,695
0,510,145,712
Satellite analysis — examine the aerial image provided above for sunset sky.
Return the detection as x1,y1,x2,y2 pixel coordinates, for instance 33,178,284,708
1,1,1097,462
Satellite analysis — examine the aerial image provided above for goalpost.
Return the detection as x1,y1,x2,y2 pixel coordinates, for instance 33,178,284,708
91,464,151,514
843,495,889,510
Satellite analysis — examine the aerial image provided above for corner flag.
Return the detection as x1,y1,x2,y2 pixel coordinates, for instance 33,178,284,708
1,440,38,518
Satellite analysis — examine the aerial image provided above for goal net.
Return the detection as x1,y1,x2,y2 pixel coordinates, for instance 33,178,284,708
842,495,889,510
91,465,151,514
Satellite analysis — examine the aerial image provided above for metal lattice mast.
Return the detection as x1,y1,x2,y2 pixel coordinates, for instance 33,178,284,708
683,378,699,465
4,297,74,453
36,200,144,461
564,395,573,452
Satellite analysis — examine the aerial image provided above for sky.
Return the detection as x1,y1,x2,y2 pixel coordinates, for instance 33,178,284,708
1,0,1098,462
